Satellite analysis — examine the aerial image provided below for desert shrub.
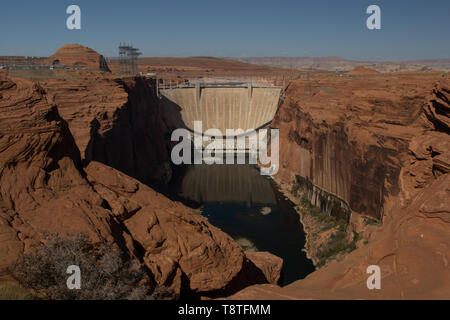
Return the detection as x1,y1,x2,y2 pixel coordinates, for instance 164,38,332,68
316,231,357,266
290,182,300,197
300,194,311,207
300,194,347,231
295,179,358,267
0,283,36,300
13,233,174,300
363,216,382,227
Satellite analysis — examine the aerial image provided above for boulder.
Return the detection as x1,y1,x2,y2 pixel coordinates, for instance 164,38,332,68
245,252,283,285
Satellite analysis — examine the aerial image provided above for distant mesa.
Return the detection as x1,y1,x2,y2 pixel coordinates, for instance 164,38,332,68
48,44,110,72
346,66,380,75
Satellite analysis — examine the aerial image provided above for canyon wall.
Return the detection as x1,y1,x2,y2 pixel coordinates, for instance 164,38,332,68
231,72,450,299
41,74,172,186
272,74,442,220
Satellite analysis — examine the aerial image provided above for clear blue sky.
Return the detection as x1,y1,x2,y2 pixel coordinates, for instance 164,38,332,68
0,0,449,61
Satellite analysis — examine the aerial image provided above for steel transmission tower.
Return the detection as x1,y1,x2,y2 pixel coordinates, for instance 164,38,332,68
118,43,142,75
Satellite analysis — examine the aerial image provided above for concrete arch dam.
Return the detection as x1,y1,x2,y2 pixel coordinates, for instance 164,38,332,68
160,84,282,136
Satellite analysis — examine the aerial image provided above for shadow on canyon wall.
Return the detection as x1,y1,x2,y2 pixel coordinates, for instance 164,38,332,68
83,77,193,203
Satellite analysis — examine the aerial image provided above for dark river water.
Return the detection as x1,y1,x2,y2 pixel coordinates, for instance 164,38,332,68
169,161,315,285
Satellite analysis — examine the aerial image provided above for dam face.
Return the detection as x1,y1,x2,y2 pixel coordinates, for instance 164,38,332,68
160,84,281,134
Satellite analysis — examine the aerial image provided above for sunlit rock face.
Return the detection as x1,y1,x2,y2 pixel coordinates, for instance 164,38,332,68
272,74,448,220
229,73,450,299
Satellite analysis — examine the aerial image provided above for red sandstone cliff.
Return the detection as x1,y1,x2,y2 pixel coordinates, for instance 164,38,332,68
230,73,450,299
273,73,447,220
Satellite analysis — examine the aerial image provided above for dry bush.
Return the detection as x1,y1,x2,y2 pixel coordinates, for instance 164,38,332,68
0,283,36,300
13,233,173,300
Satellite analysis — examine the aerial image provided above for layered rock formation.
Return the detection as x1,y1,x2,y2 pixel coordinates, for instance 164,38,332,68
47,44,110,72
230,72,450,299
274,73,446,220
0,72,281,297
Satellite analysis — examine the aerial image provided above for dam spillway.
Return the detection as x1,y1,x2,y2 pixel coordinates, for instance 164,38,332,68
160,83,282,134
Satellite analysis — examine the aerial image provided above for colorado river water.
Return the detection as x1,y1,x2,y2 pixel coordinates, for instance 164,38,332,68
169,161,315,285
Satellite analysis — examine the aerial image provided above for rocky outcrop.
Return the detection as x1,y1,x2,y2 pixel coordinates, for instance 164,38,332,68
47,44,110,72
245,252,283,285
0,76,114,277
422,84,450,132
403,132,449,192
84,162,247,296
0,73,276,297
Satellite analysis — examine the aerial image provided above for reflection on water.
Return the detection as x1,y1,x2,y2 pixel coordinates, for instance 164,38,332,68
178,164,276,205
170,162,315,285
